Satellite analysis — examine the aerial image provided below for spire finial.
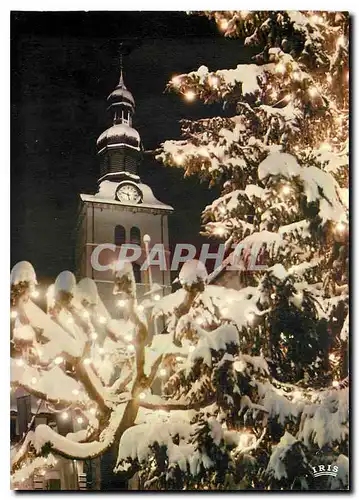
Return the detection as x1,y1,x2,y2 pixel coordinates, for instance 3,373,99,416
119,52,124,84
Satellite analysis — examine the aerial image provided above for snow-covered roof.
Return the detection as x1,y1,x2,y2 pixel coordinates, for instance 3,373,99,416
97,123,141,151
80,180,173,212
108,87,135,106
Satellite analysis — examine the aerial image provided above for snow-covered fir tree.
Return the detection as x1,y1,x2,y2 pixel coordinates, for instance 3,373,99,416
10,10,349,491
130,10,347,489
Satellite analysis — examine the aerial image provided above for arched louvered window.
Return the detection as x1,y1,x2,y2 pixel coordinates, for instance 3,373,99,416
130,226,141,246
133,263,142,283
114,225,126,246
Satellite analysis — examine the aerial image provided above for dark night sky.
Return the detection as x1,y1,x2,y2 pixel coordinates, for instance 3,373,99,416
11,11,249,281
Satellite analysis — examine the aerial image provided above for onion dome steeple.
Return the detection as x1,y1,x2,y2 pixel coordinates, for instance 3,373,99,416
97,60,142,178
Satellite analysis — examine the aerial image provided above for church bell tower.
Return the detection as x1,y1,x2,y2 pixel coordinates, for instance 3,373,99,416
76,63,173,312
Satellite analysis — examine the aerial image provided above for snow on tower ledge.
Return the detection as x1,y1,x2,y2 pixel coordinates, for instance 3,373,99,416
80,179,173,212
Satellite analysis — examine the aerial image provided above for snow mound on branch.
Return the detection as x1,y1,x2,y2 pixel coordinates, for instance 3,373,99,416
13,323,36,343
188,324,239,368
267,264,288,281
234,354,269,376
266,432,299,480
340,314,349,341
258,152,346,224
258,382,305,425
29,424,107,458
327,454,349,489
298,387,349,448
117,418,193,465
54,271,77,297
258,152,301,180
11,261,37,286
77,278,99,305
23,300,83,358
11,361,84,403
179,259,208,286
152,288,186,318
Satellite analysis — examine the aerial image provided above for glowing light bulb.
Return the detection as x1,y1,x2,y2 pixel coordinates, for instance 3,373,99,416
184,90,196,102
337,35,346,48
16,359,24,367
117,299,126,308
31,377,37,385
77,417,83,424
99,316,107,324
281,185,291,195
31,290,39,298
320,143,332,152
311,15,322,24
214,226,226,236
171,75,181,86
10,311,18,319
219,205,227,215
275,63,286,74
209,75,219,87
127,345,135,352
72,389,79,395
139,392,146,400
174,154,184,165
335,222,346,233
332,380,339,388
219,18,229,31
83,358,91,365
61,411,69,421
54,356,63,365
159,368,167,377
91,333,98,341
247,312,255,324
153,294,161,301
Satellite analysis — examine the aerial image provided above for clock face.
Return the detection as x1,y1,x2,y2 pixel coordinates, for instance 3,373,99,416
116,183,142,204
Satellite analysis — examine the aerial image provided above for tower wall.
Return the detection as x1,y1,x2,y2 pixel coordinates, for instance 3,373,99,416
77,200,171,314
